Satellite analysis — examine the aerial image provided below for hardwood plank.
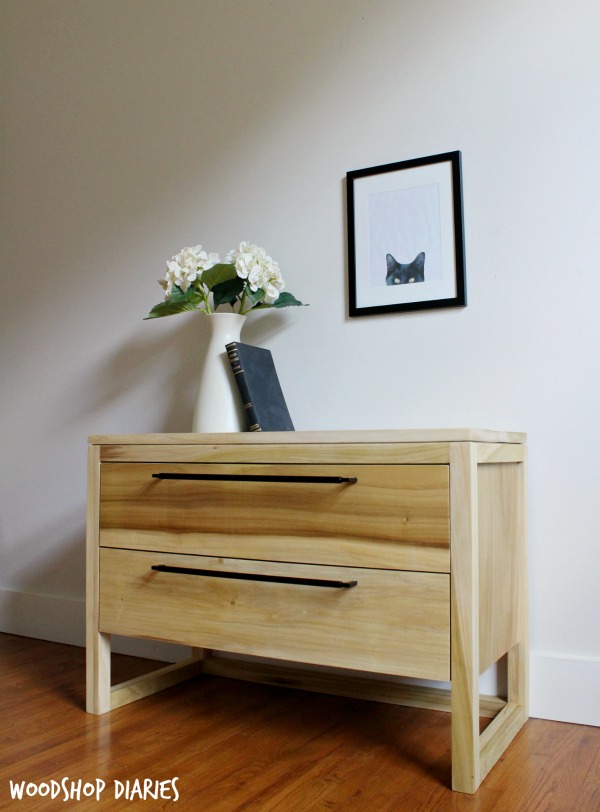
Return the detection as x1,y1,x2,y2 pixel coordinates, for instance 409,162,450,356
585,741,600,783
2,634,598,811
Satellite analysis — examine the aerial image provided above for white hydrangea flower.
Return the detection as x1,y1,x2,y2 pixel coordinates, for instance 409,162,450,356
225,241,264,278
263,278,285,303
226,241,285,303
247,263,285,303
159,244,220,299
159,259,185,297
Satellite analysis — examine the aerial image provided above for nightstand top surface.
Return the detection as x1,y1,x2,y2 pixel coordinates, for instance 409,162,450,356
89,428,526,445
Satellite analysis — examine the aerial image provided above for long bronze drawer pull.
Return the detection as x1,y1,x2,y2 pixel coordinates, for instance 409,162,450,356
150,564,358,589
152,473,358,484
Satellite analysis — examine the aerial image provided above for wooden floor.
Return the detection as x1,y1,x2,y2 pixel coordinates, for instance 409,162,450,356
1,634,598,811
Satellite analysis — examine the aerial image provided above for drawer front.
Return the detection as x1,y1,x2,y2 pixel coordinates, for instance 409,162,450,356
99,548,450,681
99,463,450,572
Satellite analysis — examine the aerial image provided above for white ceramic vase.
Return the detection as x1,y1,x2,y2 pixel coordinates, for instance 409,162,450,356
192,312,247,433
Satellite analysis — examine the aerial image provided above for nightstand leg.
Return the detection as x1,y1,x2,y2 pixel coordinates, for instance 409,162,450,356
86,443,112,714
86,631,111,714
451,673,480,793
450,442,480,793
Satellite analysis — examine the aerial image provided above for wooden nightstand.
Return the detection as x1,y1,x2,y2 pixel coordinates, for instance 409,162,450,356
86,429,527,794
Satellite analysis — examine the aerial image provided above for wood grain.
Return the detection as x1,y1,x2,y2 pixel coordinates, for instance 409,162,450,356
90,428,527,446
478,462,527,672
99,548,451,680
99,462,450,572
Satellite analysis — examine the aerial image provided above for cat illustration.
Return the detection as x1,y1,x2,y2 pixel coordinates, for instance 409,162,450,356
385,252,425,285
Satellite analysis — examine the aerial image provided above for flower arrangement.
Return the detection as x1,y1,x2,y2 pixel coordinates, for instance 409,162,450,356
145,241,304,319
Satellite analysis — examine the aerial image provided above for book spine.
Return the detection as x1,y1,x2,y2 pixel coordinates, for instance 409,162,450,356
225,342,261,431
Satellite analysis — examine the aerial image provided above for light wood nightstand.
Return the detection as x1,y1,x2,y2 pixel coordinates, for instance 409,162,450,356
86,429,527,793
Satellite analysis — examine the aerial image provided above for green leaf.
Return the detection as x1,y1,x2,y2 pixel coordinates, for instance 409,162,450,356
253,291,306,309
144,285,203,319
272,292,305,307
200,263,237,290
212,277,245,309
245,286,266,308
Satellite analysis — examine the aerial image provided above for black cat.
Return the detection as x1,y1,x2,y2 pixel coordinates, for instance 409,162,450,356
385,252,425,285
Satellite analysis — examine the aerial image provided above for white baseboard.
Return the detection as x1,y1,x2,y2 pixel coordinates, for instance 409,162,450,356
1,589,597,727
530,651,600,727
0,588,188,661
0,587,86,646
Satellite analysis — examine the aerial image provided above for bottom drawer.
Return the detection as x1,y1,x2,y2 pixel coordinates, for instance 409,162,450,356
99,548,450,681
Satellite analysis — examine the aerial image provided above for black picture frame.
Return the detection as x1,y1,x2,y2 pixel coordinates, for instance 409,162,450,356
347,151,466,317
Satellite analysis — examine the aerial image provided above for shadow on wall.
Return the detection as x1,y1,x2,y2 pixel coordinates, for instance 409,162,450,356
71,317,200,433
69,306,301,436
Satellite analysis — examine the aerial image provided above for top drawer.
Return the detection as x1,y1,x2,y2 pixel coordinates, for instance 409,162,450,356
99,463,450,572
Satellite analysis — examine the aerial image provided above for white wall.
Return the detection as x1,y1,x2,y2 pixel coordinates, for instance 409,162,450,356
1,0,599,725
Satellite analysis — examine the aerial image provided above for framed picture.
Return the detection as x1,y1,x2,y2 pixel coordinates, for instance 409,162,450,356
347,151,466,317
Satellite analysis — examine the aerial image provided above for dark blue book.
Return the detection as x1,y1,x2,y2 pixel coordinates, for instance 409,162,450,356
225,341,294,432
